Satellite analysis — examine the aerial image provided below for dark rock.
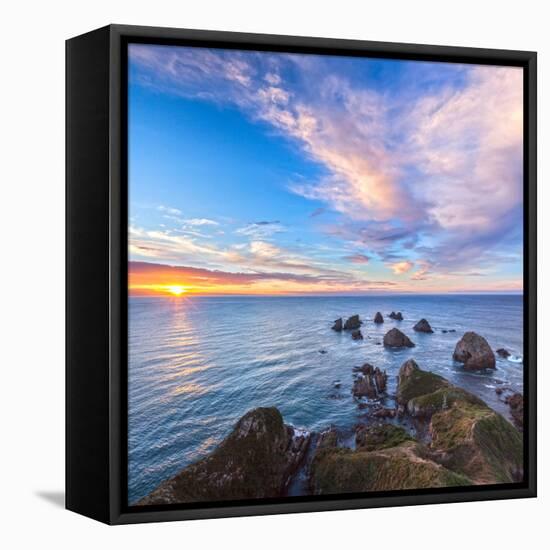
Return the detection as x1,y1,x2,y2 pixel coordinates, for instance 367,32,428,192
383,328,415,348
453,332,496,370
374,312,384,324
495,387,505,396
331,318,343,332
448,329,456,333
318,349,327,354
352,374,377,399
371,407,396,419
413,318,433,333
352,365,387,399
138,407,310,505
344,315,361,330
353,362,375,375
374,367,387,392
496,348,511,358
504,393,524,430
389,311,403,320
351,329,363,340
442,330,448,333
333,380,341,389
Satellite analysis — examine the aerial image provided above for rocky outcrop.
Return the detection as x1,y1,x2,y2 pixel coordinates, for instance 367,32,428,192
374,312,384,324
396,360,523,484
310,425,470,495
389,311,403,320
331,318,343,332
496,348,511,358
413,318,433,333
371,407,397,419
138,407,310,505
505,392,524,430
352,374,377,399
344,315,361,330
397,359,480,416
351,329,363,340
383,328,415,348
352,363,387,399
316,427,339,450
353,362,376,375
453,332,496,370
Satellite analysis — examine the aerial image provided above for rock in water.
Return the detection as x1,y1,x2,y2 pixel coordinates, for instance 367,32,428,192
352,374,377,399
351,329,363,340
505,392,524,430
374,367,387,392
389,311,404,321
453,332,496,370
352,365,387,398
331,318,343,332
496,348,511,358
383,328,415,348
395,359,522,484
138,407,310,505
343,315,361,330
413,318,433,333
374,312,384,324
353,362,375,375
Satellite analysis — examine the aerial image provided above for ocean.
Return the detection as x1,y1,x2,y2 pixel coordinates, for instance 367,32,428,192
128,294,524,503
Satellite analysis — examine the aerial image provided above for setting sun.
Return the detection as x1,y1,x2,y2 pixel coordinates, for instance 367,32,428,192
167,285,187,296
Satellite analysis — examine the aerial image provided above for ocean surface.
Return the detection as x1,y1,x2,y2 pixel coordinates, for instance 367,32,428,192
128,294,524,503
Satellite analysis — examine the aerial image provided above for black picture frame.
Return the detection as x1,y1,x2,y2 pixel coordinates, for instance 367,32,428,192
66,24,537,525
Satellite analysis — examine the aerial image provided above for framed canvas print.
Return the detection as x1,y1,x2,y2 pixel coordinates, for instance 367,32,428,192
66,24,537,525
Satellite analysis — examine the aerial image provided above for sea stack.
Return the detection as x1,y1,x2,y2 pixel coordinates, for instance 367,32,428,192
352,365,387,399
351,329,363,340
344,315,361,330
453,332,496,370
413,318,433,333
331,318,343,332
383,328,415,348
389,311,403,321
374,312,384,324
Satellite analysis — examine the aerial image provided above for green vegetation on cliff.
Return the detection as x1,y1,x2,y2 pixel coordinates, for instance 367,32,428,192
397,360,523,484
311,441,470,495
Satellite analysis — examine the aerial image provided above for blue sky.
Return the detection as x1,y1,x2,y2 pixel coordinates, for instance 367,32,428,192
128,44,523,295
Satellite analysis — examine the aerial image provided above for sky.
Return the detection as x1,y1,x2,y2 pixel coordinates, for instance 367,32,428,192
127,44,524,297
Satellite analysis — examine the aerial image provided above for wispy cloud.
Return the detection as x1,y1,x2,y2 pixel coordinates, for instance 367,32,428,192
184,218,219,226
343,253,370,264
158,205,182,216
235,220,285,239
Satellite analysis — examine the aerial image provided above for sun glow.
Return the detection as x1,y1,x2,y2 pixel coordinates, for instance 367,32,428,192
166,285,187,296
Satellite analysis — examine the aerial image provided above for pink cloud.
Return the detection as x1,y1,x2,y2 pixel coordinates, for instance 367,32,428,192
390,261,414,274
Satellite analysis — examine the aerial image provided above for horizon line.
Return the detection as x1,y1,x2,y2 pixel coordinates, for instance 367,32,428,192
129,291,524,298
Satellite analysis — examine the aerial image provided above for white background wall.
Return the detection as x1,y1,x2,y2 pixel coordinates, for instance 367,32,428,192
0,0,547,547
